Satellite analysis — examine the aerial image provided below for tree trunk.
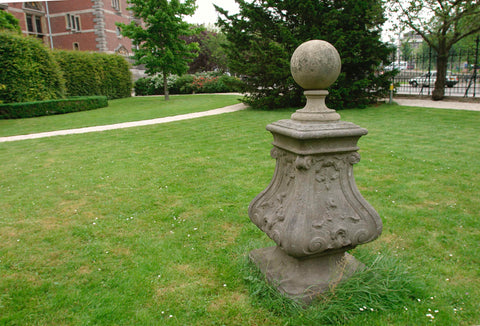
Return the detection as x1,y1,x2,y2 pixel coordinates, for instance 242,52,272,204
163,73,170,101
432,52,448,101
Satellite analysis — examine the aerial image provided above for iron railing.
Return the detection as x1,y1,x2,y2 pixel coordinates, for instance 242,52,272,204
390,37,479,98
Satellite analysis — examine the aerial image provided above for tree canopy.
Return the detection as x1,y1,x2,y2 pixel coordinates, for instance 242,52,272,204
389,0,480,100
216,0,395,110
117,0,199,100
183,28,229,73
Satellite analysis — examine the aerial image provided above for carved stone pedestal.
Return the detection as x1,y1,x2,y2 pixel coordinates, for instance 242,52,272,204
248,40,382,304
248,120,381,303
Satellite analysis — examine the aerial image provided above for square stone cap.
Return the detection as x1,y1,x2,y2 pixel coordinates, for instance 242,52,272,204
267,119,368,140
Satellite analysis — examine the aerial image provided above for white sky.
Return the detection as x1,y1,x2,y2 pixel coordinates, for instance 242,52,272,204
185,0,240,26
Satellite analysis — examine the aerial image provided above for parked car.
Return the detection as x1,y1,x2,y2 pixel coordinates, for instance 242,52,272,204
384,61,408,71
409,71,459,88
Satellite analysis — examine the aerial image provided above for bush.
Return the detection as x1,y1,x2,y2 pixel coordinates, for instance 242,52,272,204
0,32,65,104
0,96,108,119
0,11,21,33
134,77,157,96
134,72,242,96
171,74,195,94
54,51,132,100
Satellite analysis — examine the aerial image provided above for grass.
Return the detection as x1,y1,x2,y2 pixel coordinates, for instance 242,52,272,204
0,94,242,137
0,97,479,325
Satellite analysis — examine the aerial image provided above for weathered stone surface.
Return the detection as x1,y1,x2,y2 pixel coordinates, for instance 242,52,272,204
249,247,363,303
248,40,382,304
290,40,341,90
249,146,382,259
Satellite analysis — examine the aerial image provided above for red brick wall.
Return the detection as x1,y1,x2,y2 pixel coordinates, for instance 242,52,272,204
103,0,134,54
47,0,93,12
3,1,135,54
4,3,46,40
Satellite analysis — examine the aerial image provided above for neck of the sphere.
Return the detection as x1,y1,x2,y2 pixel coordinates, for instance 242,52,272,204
291,90,341,122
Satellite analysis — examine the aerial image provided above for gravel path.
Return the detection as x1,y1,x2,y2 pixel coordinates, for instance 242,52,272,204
0,103,247,143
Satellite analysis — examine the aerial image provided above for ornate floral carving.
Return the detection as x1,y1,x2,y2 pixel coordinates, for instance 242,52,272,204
249,146,382,258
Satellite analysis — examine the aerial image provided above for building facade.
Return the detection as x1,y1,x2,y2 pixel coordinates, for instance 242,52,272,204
1,1,135,55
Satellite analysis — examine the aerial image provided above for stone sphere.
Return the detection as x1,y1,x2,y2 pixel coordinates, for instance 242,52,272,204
290,40,341,90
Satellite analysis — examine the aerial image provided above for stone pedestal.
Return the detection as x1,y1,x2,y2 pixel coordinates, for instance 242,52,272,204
248,40,382,304
250,247,363,302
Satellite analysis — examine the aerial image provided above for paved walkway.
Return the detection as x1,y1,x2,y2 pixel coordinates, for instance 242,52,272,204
393,98,480,111
0,103,248,143
1,98,479,143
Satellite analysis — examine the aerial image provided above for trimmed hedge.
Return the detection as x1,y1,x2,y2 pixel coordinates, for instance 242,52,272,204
54,51,132,100
0,32,65,104
0,96,108,119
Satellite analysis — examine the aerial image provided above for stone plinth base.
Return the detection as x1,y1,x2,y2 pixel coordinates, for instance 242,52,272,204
249,246,363,304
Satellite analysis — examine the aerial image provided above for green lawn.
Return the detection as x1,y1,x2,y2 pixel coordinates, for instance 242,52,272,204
0,98,479,325
0,94,242,137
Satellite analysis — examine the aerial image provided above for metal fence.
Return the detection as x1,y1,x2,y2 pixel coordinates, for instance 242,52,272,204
391,38,480,98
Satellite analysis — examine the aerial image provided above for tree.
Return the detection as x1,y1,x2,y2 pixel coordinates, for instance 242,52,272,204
216,0,395,110
389,0,480,100
183,28,229,73
117,0,199,100
0,11,21,33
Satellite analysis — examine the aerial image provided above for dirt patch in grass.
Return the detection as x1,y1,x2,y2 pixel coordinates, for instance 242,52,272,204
207,291,249,312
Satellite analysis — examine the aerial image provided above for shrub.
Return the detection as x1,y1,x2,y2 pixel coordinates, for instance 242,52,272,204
0,96,108,119
0,32,65,104
134,73,242,96
134,77,157,96
54,51,132,100
0,11,21,33
171,74,194,94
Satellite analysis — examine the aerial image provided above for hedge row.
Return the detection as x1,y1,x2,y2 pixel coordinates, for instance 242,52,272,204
54,51,132,100
0,31,65,104
0,31,132,105
0,96,108,119
134,73,243,96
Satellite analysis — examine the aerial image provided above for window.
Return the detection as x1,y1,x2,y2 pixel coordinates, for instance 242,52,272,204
24,2,42,11
35,16,42,34
26,14,34,33
26,13,43,39
66,14,81,32
112,0,120,11
73,43,79,51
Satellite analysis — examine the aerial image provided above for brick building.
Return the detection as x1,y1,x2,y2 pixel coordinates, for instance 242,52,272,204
1,1,135,55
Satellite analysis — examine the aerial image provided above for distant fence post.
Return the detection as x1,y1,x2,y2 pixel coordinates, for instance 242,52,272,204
428,46,432,96
474,36,479,98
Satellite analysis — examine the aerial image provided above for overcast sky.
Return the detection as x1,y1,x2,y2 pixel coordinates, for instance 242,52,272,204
185,0,240,26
